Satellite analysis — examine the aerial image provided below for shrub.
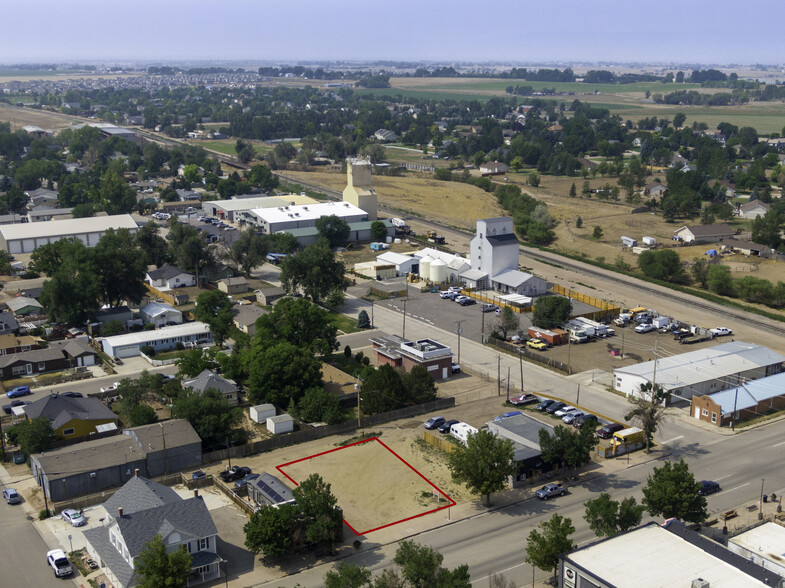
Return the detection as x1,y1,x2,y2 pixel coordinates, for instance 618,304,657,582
355,351,365,363
175,342,185,351
343,345,352,358
141,345,155,356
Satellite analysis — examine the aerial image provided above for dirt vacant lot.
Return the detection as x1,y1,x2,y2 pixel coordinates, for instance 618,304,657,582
277,437,454,535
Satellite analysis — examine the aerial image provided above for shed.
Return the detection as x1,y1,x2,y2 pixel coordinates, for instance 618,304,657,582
255,286,286,306
218,277,249,295
267,414,294,434
250,404,276,423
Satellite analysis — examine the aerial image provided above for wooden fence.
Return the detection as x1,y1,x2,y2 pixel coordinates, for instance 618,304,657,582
421,430,459,453
551,284,621,320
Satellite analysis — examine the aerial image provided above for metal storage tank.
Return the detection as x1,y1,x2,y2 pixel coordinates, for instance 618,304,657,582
419,255,433,280
430,258,447,283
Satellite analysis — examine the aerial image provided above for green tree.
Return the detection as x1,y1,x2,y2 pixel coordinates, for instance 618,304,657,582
244,503,300,558
324,563,372,588
527,172,540,187
569,183,577,197
225,229,269,277
592,225,604,240
280,240,347,304
706,264,735,296
175,347,220,378
92,228,148,307
637,249,685,282
691,258,710,288
403,364,438,405
194,290,235,348
246,342,323,406
575,216,582,228
101,169,136,214
182,164,201,185
532,296,572,329
166,218,212,284
253,297,338,355
246,164,279,192
360,364,408,414
525,513,575,580
292,473,344,553
738,126,759,150
751,211,783,249
433,168,453,181
315,215,351,248
448,429,515,506
583,493,645,538
642,458,708,523
128,404,158,427
673,112,686,128
538,423,597,477
394,540,471,588
356,309,371,329
135,534,192,588
624,382,670,453
8,416,56,455
135,222,170,267
495,306,520,340
371,220,388,241
297,387,342,424
171,389,246,451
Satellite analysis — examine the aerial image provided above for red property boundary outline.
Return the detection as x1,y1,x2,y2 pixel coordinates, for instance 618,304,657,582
276,436,456,535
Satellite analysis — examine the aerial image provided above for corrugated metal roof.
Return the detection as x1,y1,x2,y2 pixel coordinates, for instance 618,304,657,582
0,214,137,241
703,371,785,415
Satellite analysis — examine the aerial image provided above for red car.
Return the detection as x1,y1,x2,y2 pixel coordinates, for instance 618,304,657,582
509,394,538,406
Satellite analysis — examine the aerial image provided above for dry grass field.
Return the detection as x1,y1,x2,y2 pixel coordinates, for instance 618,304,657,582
0,103,77,131
277,437,453,534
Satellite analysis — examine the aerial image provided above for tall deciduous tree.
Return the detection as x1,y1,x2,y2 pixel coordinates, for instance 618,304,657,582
225,229,270,277
324,563,372,588
194,290,235,348
134,534,192,588
253,297,338,355
292,473,343,553
245,341,323,406
135,222,170,267
532,296,572,329
280,239,347,304
624,382,670,453
315,215,351,248
171,389,246,451
583,493,645,538
360,364,408,414
244,503,300,558
495,306,520,340
637,249,685,283
525,513,575,580
394,540,471,588
92,228,148,307
7,416,56,455
641,458,707,523
448,429,516,506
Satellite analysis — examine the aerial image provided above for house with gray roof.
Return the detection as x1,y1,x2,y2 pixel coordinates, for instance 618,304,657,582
232,303,266,336
139,301,182,327
5,296,43,316
673,223,735,244
24,392,117,439
0,311,19,334
145,264,195,290
84,473,221,588
182,369,240,406
0,338,97,380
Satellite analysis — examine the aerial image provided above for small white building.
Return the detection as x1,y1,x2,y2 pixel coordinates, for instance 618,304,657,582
145,265,196,290
250,404,276,423
376,251,419,276
728,523,785,579
139,302,182,327
267,414,294,434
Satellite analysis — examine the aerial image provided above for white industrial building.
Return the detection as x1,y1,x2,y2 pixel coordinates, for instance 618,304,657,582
613,341,785,402
0,214,138,254
202,194,317,223
560,521,782,588
413,247,471,284
99,322,212,358
246,201,368,235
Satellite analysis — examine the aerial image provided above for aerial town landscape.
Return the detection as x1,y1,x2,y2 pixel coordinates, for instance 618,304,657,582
2,2,785,587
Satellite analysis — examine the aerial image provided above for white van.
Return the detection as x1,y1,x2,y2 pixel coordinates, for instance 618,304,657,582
450,422,478,445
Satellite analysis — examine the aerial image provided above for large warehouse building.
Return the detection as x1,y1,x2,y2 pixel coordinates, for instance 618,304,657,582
247,201,368,235
0,214,138,254
202,194,316,223
613,341,785,403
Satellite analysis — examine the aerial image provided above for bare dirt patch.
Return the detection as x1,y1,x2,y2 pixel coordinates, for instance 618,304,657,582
277,437,454,534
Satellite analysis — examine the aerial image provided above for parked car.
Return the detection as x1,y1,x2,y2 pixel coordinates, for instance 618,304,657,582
451,362,461,374
495,308,503,316
698,480,721,496
481,304,499,313
60,391,83,398
635,312,653,324
597,422,625,439
509,394,538,406
437,419,460,434
6,386,31,398
439,291,453,299
494,411,522,421
47,549,73,577
2,399,30,414
554,405,577,417
61,508,86,527
562,410,584,424
458,298,476,306
99,382,120,394
536,399,556,412
526,338,548,350
192,470,207,480
423,416,446,430
235,473,260,489
219,466,251,483
535,483,567,500
710,327,732,337
454,295,470,304
2,488,21,504
635,323,656,333
545,402,566,414
573,414,599,429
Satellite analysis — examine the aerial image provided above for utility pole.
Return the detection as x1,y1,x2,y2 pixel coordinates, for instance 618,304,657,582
455,320,465,364
497,356,501,396
567,335,572,375
731,387,739,431
760,478,766,520
481,309,485,343
506,366,511,402
519,350,524,393
356,384,361,428
402,298,408,339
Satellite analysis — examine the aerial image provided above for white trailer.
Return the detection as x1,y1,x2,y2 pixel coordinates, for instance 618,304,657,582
450,422,478,445
621,236,638,248
642,236,657,247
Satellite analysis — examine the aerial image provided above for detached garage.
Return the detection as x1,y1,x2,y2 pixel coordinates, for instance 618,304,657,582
0,214,138,253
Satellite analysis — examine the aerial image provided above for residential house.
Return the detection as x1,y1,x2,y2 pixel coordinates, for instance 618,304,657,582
711,179,736,199
737,200,770,220
25,187,58,209
27,207,74,223
673,223,735,244
99,322,212,358
5,296,43,317
84,474,221,588
217,277,248,295
643,181,668,197
232,303,266,337
0,312,19,334
255,286,286,306
0,338,97,379
0,333,39,355
199,262,236,283
373,129,398,142
248,472,295,508
93,307,134,326
23,393,118,439
182,369,240,406
175,189,201,202
145,264,196,290
30,419,201,501
478,161,509,175
139,302,183,327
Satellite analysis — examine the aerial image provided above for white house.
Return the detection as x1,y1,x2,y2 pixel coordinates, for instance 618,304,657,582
145,265,196,290
99,322,212,358
139,302,183,327
737,200,770,220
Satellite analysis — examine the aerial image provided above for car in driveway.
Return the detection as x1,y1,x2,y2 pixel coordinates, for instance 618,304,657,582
698,480,721,496
526,338,548,350
61,508,86,527
47,549,73,577
535,483,567,500
554,405,577,417
424,416,446,430
509,394,538,406
573,414,599,429
2,399,30,414
562,410,584,424
3,488,21,504
545,402,566,414
6,386,31,398
437,419,459,434
597,422,625,439
536,399,556,412
494,411,522,421
710,327,732,337
219,466,251,483
635,323,656,333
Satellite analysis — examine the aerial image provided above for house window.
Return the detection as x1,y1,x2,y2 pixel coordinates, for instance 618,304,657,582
63,428,75,436
198,537,208,551
711,413,717,423
12,366,25,376
38,362,46,371
186,541,192,553
701,409,709,417
196,565,210,575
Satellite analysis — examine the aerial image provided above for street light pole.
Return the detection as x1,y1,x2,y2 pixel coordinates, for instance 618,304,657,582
455,320,465,364
760,478,765,520
402,298,407,339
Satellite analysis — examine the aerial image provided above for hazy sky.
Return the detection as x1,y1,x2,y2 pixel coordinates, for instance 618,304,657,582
3,0,784,65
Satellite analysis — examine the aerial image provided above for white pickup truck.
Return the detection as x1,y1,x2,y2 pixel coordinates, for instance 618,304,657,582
47,549,72,577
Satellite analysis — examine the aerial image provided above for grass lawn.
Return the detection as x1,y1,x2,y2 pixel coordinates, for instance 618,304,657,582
326,352,369,378
326,311,361,334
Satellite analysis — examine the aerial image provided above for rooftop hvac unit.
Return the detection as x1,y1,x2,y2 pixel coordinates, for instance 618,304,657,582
691,579,710,588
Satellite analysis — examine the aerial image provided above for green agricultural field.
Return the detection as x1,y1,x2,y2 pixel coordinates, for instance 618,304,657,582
200,140,274,157
405,79,701,95
605,104,785,134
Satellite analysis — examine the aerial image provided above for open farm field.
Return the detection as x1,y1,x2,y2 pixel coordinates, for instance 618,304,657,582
603,103,785,134
201,139,274,157
0,103,76,131
283,169,505,228
390,77,702,95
